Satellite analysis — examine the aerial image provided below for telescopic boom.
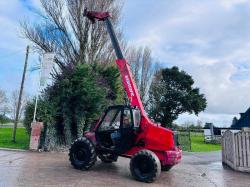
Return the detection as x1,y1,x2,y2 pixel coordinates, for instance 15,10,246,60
84,9,150,122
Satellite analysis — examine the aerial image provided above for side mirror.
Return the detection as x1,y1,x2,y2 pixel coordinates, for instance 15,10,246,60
133,109,141,131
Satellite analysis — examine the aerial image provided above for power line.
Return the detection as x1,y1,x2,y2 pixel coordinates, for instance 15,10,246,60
0,49,24,59
0,46,38,61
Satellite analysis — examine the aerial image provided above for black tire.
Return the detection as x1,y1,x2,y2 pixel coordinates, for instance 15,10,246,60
98,153,118,163
130,150,161,183
69,137,96,170
161,165,173,171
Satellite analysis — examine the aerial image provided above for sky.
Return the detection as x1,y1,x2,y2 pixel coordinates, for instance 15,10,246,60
1,0,250,127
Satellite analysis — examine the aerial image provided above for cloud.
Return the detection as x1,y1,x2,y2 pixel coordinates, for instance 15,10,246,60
123,0,250,126
0,1,41,96
220,0,249,9
1,0,250,126
0,1,26,51
176,112,237,127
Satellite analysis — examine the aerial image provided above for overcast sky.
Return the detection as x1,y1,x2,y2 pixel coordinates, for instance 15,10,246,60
1,0,250,127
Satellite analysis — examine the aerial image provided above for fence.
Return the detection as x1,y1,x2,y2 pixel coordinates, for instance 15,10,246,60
176,130,191,151
222,129,250,173
176,130,206,151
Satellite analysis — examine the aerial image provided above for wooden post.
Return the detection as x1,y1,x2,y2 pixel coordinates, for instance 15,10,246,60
238,133,243,167
189,128,191,151
222,132,225,163
12,45,29,142
234,133,239,168
246,132,250,167
231,131,236,169
242,132,247,167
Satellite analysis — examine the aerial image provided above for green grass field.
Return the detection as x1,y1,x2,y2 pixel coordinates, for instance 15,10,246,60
0,128,221,152
0,122,23,128
0,128,29,149
191,132,221,152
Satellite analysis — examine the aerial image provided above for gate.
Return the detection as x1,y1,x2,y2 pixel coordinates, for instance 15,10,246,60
176,130,191,151
222,129,250,173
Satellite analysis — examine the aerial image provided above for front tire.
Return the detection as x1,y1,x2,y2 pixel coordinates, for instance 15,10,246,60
130,150,161,183
69,137,96,170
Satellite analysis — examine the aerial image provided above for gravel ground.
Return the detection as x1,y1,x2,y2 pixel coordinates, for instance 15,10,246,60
0,150,249,187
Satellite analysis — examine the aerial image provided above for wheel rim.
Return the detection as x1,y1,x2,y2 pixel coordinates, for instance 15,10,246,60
74,146,87,163
133,155,154,177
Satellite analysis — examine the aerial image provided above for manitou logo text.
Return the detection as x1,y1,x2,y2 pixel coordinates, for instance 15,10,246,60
125,75,135,97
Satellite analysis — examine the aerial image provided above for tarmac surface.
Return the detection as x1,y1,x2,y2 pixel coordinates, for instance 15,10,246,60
0,149,249,187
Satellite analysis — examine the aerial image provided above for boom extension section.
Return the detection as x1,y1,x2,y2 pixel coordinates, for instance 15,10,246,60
84,9,149,123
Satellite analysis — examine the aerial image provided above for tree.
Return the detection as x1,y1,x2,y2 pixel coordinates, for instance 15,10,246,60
0,89,8,115
148,66,207,128
21,0,124,75
196,120,203,129
23,63,123,148
0,89,7,105
10,90,28,121
0,114,12,124
126,46,156,105
21,0,126,150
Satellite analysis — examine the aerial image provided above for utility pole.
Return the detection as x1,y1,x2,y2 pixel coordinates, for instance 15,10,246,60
12,45,29,142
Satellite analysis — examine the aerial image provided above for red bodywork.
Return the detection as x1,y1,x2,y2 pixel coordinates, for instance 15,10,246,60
84,10,182,167
85,10,111,23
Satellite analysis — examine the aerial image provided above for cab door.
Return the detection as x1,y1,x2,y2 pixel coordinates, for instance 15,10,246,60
95,107,122,148
116,107,135,153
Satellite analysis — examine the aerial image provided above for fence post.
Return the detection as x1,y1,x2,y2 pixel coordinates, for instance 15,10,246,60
242,132,247,167
246,132,250,167
189,128,191,151
222,132,225,163
239,133,243,167
235,133,239,168
231,131,236,169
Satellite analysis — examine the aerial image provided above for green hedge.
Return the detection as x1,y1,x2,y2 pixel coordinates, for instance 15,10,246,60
24,63,124,149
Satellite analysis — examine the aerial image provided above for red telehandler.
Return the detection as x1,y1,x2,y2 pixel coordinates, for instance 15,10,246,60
69,9,182,183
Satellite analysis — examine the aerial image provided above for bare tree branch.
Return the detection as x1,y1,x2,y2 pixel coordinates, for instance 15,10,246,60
126,46,157,105
20,0,124,74
10,90,29,120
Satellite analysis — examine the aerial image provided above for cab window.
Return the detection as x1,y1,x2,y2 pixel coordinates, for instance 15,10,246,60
132,109,141,128
123,108,133,128
98,109,121,131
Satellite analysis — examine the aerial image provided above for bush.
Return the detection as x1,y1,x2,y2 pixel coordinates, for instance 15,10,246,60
0,114,12,124
24,63,124,149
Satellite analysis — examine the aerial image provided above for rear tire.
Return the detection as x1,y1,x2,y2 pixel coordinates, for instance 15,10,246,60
98,153,118,163
130,150,161,183
69,137,96,170
161,165,173,171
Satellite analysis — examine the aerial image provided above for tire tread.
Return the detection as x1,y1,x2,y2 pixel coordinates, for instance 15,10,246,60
130,149,161,183
69,137,96,170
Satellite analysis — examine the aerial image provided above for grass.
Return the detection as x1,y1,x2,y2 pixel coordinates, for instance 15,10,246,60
191,132,221,152
0,123,23,128
0,127,221,152
0,128,29,149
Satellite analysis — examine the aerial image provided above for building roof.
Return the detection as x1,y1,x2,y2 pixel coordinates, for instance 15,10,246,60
232,107,250,129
